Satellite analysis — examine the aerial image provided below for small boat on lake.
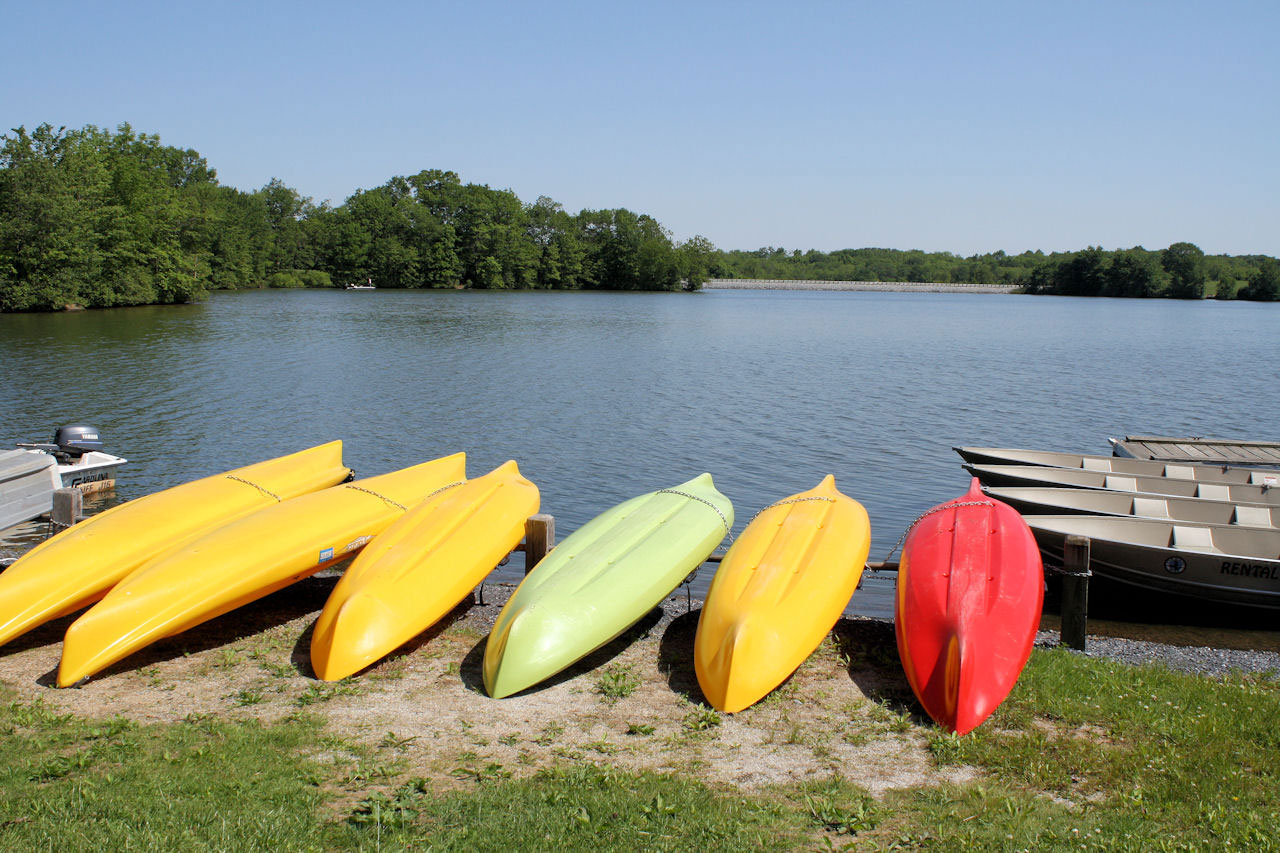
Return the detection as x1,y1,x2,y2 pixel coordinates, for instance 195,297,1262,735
963,464,1280,506
955,446,1275,485
345,278,376,291
1110,435,1280,469
1026,515,1280,611
1,427,128,531
984,485,1280,529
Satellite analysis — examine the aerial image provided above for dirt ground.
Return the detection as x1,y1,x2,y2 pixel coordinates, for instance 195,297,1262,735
0,577,976,796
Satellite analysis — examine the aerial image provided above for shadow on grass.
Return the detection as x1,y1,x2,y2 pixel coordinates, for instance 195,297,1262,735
292,596,476,680
47,574,344,688
459,605,667,698
831,616,931,724
656,609,706,704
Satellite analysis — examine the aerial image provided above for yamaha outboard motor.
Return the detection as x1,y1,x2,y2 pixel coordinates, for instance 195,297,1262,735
54,426,105,456
17,425,105,461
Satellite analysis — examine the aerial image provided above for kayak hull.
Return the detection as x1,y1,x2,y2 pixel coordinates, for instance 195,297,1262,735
0,442,351,649
695,475,870,712
895,478,1043,735
483,473,733,699
311,460,539,681
57,453,466,685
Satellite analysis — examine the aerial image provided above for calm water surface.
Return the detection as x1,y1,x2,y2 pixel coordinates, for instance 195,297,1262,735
2,289,1277,618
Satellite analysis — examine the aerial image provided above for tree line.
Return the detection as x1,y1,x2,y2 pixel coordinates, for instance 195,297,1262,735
2,122,1277,311
710,245,1279,301
0,123,715,311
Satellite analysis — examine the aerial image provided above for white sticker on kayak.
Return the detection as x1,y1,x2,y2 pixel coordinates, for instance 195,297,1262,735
341,536,372,555
318,547,334,564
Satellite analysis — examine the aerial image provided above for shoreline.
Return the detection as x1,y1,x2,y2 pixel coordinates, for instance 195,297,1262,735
702,279,1020,294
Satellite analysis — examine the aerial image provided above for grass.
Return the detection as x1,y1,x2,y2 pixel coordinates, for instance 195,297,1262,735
3,644,1279,850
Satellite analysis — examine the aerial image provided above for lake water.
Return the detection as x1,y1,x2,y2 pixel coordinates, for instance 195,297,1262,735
2,288,1277,618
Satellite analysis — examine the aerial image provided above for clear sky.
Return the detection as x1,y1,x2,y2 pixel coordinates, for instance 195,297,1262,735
3,1,1277,256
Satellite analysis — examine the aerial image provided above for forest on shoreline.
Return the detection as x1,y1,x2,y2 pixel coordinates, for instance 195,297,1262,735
1,123,1277,312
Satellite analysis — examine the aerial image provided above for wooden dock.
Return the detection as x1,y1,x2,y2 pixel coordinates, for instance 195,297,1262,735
1111,435,1280,468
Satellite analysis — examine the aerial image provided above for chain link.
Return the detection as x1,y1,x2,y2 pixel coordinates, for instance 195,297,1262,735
656,488,732,535
225,474,282,503
342,479,465,514
881,499,997,565
343,484,409,512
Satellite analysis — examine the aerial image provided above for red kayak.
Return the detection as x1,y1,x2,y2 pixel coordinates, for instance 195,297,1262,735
895,478,1043,735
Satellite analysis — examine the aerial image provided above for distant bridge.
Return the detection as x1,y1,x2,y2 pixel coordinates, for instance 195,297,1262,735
703,279,1019,294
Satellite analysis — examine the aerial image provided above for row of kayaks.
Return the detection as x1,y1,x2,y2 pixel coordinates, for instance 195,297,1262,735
0,443,853,714
957,445,1280,611
0,440,1053,733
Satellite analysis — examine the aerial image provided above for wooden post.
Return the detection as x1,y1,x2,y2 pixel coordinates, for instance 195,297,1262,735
524,513,555,574
52,488,82,531
1060,535,1091,651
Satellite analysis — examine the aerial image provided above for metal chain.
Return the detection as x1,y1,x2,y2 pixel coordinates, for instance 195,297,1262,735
656,488,732,535
742,495,836,531
344,478,465,514
343,484,409,512
225,474,282,503
880,500,997,565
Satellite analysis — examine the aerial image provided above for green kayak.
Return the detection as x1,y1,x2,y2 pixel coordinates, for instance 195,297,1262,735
483,473,733,698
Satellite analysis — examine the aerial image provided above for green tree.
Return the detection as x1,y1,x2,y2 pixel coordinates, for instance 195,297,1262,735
1161,242,1206,299
1240,259,1280,301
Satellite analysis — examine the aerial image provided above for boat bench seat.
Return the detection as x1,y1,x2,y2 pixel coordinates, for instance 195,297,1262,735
1196,484,1231,501
1104,475,1139,492
1131,497,1170,518
1232,505,1272,526
1171,525,1216,551
1249,472,1279,487
1082,457,1112,472
1163,465,1197,480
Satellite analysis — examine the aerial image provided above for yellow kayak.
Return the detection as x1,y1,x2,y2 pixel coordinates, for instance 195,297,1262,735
57,453,466,686
694,475,871,712
311,460,539,681
0,442,351,649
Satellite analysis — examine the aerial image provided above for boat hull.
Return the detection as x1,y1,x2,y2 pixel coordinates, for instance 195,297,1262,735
483,473,733,699
0,450,59,532
964,464,1280,505
955,446,1274,484
57,453,466,685
311,460,539,681
895,479,1043,735
694,475,870,713
984,486,1280,529
1027,515,1280,611
0,442,352,649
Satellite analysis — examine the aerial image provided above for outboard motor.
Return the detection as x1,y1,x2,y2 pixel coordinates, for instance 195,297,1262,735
54,426,105,457
17,425,105,461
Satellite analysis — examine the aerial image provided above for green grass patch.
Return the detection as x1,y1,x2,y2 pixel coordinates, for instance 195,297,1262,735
876,647,1280,850
0,693,327,849
332,764,812,850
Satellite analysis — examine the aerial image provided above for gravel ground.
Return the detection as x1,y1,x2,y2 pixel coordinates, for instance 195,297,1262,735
1035,631,1280,678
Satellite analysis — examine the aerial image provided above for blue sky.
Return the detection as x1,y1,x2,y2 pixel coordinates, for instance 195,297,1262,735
3,1,1277,256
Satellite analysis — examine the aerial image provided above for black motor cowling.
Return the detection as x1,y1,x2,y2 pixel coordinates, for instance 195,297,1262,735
53,425,104,456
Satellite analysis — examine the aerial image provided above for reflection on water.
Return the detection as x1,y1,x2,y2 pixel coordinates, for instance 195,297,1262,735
3,289,1278,619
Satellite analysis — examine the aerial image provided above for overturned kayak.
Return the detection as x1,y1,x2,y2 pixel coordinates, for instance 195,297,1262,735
483,473,733,699
695,475,870,713
57,453,466,686
311,460,539,681
896,479,1043,735
0,442,352,649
